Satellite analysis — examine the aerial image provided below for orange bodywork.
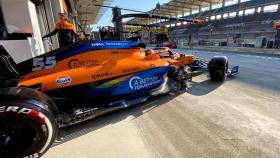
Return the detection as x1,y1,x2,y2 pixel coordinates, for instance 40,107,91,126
197,19,205,25
273,22,280,30
18,47,195,92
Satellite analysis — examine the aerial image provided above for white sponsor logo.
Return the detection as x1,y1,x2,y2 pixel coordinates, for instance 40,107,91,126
129,76,162,90
91,43,105,47
56,75,72,86
92,42,131,47
0,106,32,114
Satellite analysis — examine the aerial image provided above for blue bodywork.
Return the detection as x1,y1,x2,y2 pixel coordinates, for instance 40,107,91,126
85,67,170,97
112,66,170,95
64,40,139,58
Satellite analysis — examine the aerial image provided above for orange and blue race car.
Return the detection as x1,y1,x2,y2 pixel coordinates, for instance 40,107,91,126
0,40,238,158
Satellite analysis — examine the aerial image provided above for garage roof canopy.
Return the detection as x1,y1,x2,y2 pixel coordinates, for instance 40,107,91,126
76,0,113,25
128,0,235,24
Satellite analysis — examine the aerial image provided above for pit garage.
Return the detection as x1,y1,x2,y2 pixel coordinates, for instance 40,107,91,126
0,0,280,158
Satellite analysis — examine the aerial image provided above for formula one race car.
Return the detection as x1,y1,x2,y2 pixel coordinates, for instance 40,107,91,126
0,40,238,158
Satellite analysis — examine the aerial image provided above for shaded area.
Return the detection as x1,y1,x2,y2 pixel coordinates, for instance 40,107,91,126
52,90,185,147
187,79,223,96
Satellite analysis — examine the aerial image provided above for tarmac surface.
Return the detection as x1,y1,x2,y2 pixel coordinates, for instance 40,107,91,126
43,49,280,158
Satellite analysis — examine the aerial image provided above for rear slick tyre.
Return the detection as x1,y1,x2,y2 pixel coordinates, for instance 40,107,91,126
0,88,58,158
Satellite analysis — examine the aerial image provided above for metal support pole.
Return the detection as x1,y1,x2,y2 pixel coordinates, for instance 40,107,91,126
254,7,258,14
112,7,124,40
261,6,264,13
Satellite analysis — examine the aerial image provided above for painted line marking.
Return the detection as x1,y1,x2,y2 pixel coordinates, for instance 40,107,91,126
176,49,280,61
240,55,280,60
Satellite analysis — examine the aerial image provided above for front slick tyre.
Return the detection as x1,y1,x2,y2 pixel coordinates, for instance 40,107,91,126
0,88,58,158
208,56,228,81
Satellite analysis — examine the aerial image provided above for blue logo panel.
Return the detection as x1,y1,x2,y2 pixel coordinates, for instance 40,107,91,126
112,67,170,95
65,40,139,58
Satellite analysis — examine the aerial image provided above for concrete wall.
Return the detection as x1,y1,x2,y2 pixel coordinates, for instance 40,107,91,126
0,40,34,63
1,0,33,34
0,0,64,62
28,0,45,56
0,0,45,63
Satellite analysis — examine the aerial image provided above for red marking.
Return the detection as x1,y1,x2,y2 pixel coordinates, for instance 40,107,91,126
29,109,46,124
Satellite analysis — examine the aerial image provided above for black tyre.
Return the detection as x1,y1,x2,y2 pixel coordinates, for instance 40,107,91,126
0,87,58,158
208,56,228,81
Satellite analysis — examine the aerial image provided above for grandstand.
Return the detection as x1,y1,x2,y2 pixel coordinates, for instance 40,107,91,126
129,0,280,48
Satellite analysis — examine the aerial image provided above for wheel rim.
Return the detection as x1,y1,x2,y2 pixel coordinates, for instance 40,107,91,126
0,118,39,157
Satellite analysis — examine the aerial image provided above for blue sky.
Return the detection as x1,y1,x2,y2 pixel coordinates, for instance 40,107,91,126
92,0,170,31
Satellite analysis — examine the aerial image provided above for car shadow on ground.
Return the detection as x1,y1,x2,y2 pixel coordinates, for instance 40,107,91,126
51,90,185,147
186,70,224,96
187,79,223,96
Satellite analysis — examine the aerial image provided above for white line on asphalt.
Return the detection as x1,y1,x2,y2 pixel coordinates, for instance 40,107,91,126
179,49,280,61
240,55,280,60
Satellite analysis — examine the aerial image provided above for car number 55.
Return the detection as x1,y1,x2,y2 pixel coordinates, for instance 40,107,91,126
32,56,56,71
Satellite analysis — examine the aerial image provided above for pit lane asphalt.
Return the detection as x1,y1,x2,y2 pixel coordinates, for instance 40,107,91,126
43,49,280,158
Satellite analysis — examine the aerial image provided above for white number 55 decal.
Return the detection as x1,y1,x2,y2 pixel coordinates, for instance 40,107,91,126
32,56,56,71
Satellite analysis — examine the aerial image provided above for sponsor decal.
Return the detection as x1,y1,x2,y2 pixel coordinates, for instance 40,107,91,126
0,106,45,123
122,67,140,74
56,75,72,86
91,41,137,47
0,106,32,114
91,72,112,80
91,43,105,47
32,56,56,71
129,76,162,90
68,59,101,69
105,42,131,46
